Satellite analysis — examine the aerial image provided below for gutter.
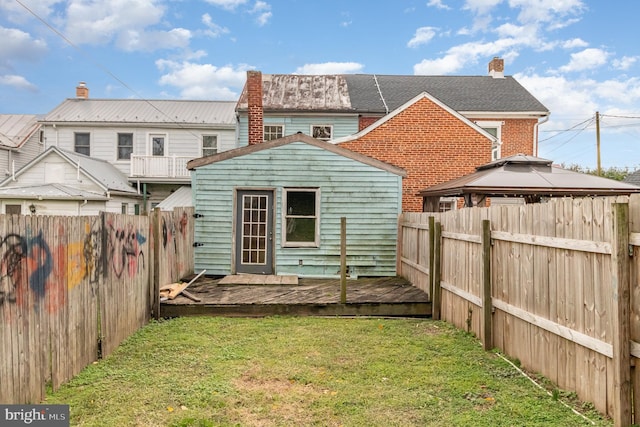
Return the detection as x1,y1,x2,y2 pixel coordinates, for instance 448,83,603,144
533,115,550,156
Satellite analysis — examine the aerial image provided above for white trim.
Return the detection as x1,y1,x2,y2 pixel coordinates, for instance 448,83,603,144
281,187,320,248
201,133,219,157
263,124,285,141
310,124,333,141
147,132,168,156
331,92,498,145
475,120,503,160
461,111,549,119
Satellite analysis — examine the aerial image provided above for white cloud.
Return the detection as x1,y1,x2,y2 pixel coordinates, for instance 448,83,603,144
613,56,638,71
203,0,248,11
294,62,364,75
463,0,503,15
0,26,47,69
251,1,272,26
427,0,451,10
508,0,585,24
557,48,609,73
64,0,174,50
561,38,588,49
408,27,437,48
118,28,191,52
156,59,249,100
0,74,37,91
0,0,60,24
202,13,230,38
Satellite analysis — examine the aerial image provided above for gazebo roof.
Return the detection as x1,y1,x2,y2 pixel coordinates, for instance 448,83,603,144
419,154,640,198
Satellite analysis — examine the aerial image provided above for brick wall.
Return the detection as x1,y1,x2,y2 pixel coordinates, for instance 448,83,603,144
247,71,263,145
339,96,494,212
358,116,382,131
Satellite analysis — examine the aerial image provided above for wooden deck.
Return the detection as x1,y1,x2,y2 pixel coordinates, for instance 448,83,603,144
161,276,431,318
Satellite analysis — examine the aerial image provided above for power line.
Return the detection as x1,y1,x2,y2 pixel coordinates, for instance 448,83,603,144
14,0,205,140
538,116,594,143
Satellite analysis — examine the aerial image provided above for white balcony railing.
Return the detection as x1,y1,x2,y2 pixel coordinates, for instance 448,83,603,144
130,155,192,179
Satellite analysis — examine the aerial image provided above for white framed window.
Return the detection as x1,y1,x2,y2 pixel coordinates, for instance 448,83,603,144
202,135,218,156
311,125,332,141
117,133,133,160
439,197,457,212
282,188,320,247
264,125,284,141
74,132,90,156
475,121,502,161
149,133,167,156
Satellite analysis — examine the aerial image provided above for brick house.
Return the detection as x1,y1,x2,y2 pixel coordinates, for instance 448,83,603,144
236,58,550,211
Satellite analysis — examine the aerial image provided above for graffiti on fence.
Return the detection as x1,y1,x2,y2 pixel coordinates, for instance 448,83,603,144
0,230,61,314
107,218,146,279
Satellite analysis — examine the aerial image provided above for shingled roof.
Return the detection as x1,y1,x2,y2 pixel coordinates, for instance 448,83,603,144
237,73,549,115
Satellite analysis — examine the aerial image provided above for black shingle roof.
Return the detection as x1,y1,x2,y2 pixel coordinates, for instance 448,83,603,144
344,74,549,113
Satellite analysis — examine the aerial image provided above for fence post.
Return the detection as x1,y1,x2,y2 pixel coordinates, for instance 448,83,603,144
432,221,442,320
152,208,161,320
429,216,435,301
396,213,403,276
340,217,347,304
482,219,493,351
611,202,631,426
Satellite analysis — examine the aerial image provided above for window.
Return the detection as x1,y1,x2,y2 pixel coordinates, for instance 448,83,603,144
264,125,284,141
5,205,21,215
283,188,319,247
202,135,218,156
438,198,456,212
150,134,166,156
476,121,502,161
121,203,128,214
117,133,133,160
74,132,90,155
311,125,332,141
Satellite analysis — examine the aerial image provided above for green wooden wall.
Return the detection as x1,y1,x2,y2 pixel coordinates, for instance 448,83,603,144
192,141,402,278
237,114,359,146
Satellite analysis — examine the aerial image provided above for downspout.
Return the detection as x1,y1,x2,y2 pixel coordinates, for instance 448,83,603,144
143,183,147,214
79,199,88,215
533,115,549,157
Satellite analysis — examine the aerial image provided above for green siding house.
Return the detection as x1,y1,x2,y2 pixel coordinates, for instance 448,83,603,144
187,133,406,278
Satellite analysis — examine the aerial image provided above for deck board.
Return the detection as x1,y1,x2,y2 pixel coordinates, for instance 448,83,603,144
161,276,431,318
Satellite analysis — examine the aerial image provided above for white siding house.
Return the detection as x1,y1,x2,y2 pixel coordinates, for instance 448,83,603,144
40,85,237,212
0,147,141,216
0,115,45,178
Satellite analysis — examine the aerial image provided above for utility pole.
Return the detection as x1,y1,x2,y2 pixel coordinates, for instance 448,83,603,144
596,111,601,176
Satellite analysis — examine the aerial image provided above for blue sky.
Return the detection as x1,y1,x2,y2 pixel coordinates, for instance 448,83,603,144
1,0,639,169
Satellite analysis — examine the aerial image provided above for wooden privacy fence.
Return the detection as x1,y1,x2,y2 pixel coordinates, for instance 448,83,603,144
399,195,640,427
0,207,194,405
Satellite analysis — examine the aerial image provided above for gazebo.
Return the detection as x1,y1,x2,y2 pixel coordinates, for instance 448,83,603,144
419,154,640,212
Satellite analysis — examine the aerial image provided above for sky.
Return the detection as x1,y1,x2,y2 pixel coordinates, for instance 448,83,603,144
1,0,639,170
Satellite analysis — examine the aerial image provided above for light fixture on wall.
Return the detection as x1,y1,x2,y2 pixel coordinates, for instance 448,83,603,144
29,204,36,214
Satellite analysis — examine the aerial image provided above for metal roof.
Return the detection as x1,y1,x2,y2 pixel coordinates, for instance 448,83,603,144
0,184,108,200
156,186,193,211
237,73,549,115
42,99,237,126
1,146,138,195
0,114,41,148
419,154,640,197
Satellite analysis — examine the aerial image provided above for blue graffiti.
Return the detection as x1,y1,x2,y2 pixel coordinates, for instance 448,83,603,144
28,231,53,298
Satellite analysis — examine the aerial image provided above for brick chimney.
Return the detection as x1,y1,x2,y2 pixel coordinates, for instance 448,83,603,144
76,81,89,99
489,56,504,79
488,57,504,79
247,71,264,145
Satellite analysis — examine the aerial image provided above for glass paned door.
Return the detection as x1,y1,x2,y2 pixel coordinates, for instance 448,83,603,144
236,190,273,274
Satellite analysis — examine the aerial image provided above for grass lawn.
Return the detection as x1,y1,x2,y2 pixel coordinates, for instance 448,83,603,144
44,317,612,427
